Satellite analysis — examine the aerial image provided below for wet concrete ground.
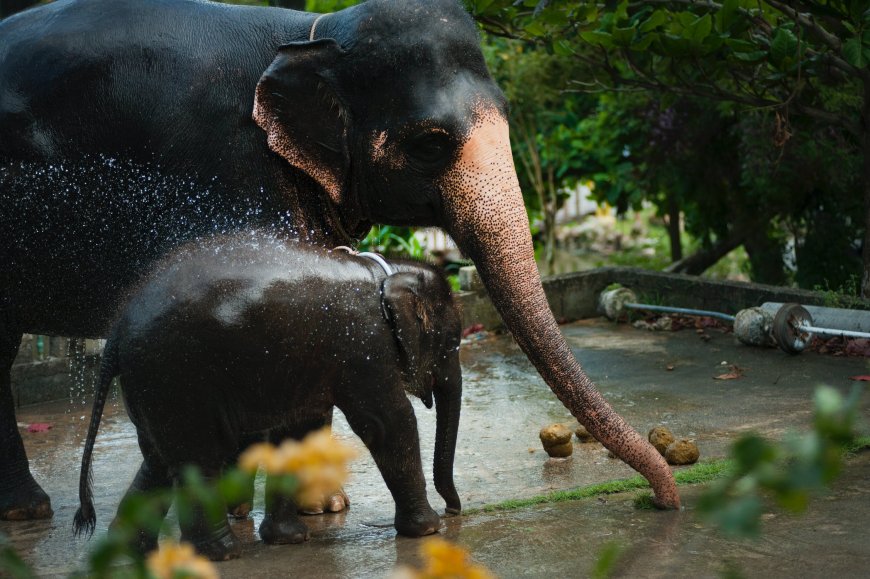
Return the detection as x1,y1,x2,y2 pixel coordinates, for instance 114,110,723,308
3,318,869,577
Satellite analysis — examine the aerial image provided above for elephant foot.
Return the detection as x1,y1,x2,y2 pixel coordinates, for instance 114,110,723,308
0,475,53,521
297,488,349,515
109,517,159,556
182,526,242,562
394,506,441,537
259,514,309,545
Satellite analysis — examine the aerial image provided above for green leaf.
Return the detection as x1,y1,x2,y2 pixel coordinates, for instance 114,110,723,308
591,542,623,579
770,27,798,65
726,38,759,52
611,24,637,46
639,9,667,33
843,37,867,68
0,540,36,579
630,33,657,52
676,11,696,30
687,14,713,43
733,435,777,471
470,0,496,14
580,31,614,48
732,50,767,62
716,0,739,31
552,40,573,56
660,33,692,56
524,19,547,37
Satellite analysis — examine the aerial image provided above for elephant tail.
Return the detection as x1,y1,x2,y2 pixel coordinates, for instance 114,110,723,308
73,333,120,538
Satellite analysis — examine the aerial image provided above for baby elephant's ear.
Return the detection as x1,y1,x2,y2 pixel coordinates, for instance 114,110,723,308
381,272,425,384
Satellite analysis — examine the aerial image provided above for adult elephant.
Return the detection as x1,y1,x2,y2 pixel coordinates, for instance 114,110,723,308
0,0,679,521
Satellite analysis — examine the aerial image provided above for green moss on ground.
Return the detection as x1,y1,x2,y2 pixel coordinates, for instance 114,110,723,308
465,458,734,515
464,437,870,516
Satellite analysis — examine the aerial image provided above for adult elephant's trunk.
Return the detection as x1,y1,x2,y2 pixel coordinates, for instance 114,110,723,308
433,359,462,514
439,107,680,508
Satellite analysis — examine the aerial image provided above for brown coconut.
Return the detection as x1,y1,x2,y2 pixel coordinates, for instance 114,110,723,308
539,424,574,457
648,426,676,455
574,424,596,443
665,439,700,465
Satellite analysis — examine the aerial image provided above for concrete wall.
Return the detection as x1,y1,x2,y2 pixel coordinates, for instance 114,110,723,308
454,266,870,331
11,337,101,407
11,266,869,406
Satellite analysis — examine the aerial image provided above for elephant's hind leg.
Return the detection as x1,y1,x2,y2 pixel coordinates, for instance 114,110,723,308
0,316,52,521
111,457,173,554
257,425,314,545
177,468,242,561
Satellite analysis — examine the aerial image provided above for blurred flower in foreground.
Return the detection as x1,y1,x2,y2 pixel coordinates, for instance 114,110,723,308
391,537,496,579
146,540,219,579
238,427,357,507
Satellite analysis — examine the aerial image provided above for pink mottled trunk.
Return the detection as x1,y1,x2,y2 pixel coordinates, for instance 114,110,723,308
439,108,679,508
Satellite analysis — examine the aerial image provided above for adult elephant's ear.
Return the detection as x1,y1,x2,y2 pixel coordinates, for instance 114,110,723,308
254,39,349,208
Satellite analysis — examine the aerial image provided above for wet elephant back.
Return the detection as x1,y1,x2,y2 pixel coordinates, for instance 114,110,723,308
0,0,318,335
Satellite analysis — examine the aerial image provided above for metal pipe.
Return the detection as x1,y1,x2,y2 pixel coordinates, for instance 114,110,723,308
624,302,736,323
800,325,870,340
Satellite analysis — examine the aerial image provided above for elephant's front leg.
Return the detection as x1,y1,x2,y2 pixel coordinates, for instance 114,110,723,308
0,325,53,521
339,391,441,537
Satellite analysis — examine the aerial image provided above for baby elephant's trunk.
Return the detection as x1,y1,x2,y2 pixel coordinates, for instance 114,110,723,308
433,361,462,514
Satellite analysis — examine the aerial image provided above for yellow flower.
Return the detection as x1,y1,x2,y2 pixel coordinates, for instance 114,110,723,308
390,538,496,579
237,427,357,505
146,540,219,579
237,442,277,473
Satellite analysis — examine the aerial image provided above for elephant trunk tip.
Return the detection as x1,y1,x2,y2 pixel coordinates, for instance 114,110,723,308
436,482,461,514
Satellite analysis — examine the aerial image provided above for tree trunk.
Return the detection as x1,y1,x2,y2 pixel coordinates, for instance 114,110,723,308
665,230,745,275
744,227,787,285
666,193,682,262
544,166,557,276
861,80,870,299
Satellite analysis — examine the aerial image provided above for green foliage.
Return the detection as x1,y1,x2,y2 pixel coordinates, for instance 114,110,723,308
358,225,425,259
698,385,864,537
72,467,261,578
470,0,868,286
467,457,734,514
632,491,656,510
304,0,357,12
0,535,35,579
590,541,623,579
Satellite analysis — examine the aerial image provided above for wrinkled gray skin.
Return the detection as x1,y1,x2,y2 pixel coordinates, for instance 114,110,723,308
73,233,463,560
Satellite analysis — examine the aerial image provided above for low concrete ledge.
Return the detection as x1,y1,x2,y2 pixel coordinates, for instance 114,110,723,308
12,267,869,405
456,266,870,331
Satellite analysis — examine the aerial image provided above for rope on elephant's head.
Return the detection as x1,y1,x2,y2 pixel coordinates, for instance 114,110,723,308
333,246,394,277
309,13,329,41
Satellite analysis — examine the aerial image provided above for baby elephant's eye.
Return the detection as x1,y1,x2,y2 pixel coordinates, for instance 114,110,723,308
408,132,452,165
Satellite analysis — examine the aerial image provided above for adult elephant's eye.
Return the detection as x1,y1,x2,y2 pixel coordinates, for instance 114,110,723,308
408,132,452,165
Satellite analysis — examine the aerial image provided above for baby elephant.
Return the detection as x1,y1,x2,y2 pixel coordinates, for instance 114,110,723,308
74,232,462,560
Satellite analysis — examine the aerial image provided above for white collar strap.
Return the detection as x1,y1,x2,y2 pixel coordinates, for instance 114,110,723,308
357,252,394,277
332,246,394,277
309,13,328,41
